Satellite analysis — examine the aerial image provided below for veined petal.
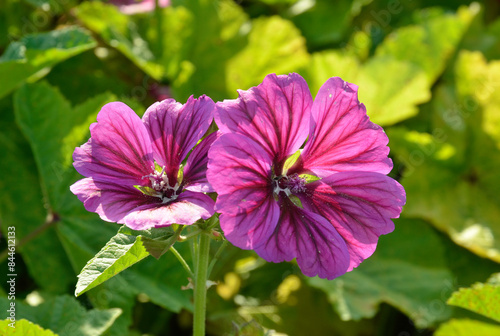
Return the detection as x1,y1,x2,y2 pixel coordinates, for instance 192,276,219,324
122,191,215,230
70,177,155,223
215,73,312,171
301,171,406,271
208,133,279,248
256,200,350,280
207,133,273,195
297,77,392,177
183,132,219,193
73,102,154,185
218,192,280,250
143,95,215,184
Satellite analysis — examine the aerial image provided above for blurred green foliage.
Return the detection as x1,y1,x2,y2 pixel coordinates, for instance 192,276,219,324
1,0,499,335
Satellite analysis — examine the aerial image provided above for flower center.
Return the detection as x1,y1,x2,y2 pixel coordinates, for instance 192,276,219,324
273,173,306,196
141,166,179,203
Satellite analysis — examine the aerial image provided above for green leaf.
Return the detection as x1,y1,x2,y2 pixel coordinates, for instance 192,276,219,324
447,274,500,322
388,50,500,263
226,16,309,96
0,95,74,293
75,225,182,296
74,229,151,297
0,319,58,336
74,1,164,80
117,225,178,259
306,5,477,125
454,50,500,149
307,51,429,126
0,295,121,336
170,0,249,101
0,27,96,99
14,81,117,212
375,5,478,83
308,218,454,328
435,319,500,336
289,0,359,48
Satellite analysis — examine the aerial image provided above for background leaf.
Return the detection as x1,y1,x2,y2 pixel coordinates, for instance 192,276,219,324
447,273,500,322
0,295,121,336
0,27,96,99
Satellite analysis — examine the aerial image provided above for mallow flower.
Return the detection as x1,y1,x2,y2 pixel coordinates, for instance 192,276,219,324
109,0,170,15
207,73,406,280
71,96,216,230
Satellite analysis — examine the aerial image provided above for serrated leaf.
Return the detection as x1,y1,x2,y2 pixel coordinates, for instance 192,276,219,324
118,225,178,259
434,319,500,336
0,319,58,336
0,295,121,336
75,230,151,297
447,274,500,322
227,16,309,96
0,27,96,99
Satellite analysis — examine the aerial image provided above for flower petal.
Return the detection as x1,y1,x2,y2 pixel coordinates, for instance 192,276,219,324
297,77,392,177
301,171,406,271
73,102,154,185
208,133,279,248
122,191,215,230
215,73,312,171
207,133,273,194
70,177,155,223
256,200,350,280
183,132,219,193
143,95,215,184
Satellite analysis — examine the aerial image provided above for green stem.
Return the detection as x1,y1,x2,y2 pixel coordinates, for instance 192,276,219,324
170,246,194,278
0,215,57,263
181,228,203,241
193,233,210,336
207,240,227,278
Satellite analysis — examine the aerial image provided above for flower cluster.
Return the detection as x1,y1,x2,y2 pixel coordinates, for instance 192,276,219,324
71,73,406,279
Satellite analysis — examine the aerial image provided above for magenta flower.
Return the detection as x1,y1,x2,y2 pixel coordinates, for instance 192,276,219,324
71,96,216,230
207,73,406,279
109,0,170,15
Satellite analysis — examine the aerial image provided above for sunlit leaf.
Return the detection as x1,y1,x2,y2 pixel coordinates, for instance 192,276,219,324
0,27,96,99
307,5,477,125
447,273,500,322
0,319,58,336
434,319,500,336
376,5,478,82
388,50,500,263
227,16,309,96
75,228,151,297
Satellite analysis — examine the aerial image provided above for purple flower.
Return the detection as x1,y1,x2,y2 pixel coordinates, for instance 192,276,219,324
71,96,216,230
207,73,406,279
109,0,170,15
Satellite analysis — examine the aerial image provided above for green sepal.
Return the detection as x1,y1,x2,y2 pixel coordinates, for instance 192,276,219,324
288,194,304,209
300,174,321,183
283,150,301,174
